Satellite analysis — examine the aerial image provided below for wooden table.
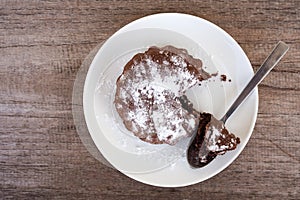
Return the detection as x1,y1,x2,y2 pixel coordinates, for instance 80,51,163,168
1,1,299,199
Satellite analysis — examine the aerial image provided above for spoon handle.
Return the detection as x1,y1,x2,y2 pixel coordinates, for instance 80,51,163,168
220,41,289,123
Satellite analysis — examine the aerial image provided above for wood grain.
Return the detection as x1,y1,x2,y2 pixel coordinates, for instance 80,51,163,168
1,0,299,199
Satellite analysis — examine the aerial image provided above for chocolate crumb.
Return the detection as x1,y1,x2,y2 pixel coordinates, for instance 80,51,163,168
220,74,227,82
211,72,218,77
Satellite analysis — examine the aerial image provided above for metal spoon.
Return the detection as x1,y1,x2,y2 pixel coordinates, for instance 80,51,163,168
188,41,289,168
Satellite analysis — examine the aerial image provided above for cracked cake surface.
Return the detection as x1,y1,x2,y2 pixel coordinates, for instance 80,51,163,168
114,46,211,145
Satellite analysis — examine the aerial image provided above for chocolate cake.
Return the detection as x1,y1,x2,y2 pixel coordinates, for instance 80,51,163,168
187,112,240,168
114,46,211,145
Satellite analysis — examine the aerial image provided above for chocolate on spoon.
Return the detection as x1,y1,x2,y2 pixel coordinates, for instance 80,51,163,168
188,41,289,168
188,112,240,168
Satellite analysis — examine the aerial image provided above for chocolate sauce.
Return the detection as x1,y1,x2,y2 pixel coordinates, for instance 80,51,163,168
187,113,216,168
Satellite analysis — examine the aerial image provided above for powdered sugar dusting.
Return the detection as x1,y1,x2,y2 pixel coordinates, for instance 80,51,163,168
206,126,222,152
204,114,240,154
114,46,210,145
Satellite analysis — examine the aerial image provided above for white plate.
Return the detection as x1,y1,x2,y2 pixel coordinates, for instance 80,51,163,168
83,13,258,187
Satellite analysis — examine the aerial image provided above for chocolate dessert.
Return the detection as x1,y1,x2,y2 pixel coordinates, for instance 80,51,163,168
114,46,211,145
114,45,240,166
187,112,240,168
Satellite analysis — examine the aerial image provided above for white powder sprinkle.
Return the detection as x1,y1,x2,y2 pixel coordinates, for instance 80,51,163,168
114,46,210,144
206,126,222,151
